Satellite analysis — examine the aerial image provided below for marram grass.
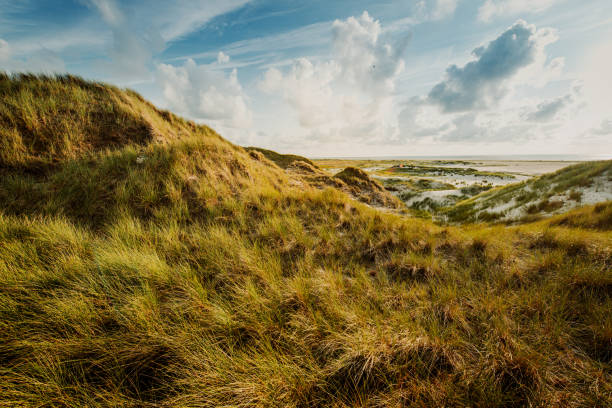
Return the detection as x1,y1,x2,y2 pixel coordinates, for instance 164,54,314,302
0,74,611,407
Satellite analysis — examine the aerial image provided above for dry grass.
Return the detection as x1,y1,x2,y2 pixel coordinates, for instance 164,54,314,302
0,74,611,407
246,147,317,169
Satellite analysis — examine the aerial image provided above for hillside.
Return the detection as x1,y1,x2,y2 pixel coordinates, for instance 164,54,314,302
246,146,318,169
0,74,611,407
445,160,612,223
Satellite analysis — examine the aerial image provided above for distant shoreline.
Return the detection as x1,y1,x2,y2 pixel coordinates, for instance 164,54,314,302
311,155,612,161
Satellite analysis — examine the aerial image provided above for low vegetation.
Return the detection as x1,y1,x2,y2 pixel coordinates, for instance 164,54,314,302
383,164,511,180
445,160,612,224
382,177,456,192
1,74,611,407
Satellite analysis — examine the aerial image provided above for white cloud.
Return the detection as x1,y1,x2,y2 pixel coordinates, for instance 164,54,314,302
0,38,10,61
77,0,251,83
259,59,340,128
571,39,612,141
81,0,251,42
427,20,559,113
412,0,459,22
582,41,612,116
170,21,331,66
258,11,406,143
217,51,230,64
84,0,123,25
397,20,577,146
0,38,65,74
150,0,252,42
156,59,252,129
81,0,164,82
430,0,459,20
478,0,558,22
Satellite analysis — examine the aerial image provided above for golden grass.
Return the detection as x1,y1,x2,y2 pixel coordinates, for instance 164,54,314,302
0,74,610,407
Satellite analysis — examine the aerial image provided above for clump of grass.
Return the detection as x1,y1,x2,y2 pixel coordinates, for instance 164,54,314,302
460,183,492,195
526,199,564,214
0,74,611,407
569,190,583,202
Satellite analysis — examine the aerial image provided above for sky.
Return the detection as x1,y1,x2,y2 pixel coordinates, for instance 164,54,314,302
1,0,611,157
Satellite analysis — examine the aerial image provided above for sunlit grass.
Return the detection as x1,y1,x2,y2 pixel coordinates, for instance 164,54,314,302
0,74,610,407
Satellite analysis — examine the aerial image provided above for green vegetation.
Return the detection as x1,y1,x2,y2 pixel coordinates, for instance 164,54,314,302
383,164,511,179
459,183,493,195
445,160,612,224
382,177,456,192
1,74,611,407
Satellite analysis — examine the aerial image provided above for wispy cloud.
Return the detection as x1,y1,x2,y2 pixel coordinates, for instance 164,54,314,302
478,0,559,22
169,21,332,64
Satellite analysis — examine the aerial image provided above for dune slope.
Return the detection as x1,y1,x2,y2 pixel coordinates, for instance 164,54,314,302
445,160,612,223
0,75,610,407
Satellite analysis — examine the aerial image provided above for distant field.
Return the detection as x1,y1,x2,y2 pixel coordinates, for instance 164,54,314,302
314,158,581,176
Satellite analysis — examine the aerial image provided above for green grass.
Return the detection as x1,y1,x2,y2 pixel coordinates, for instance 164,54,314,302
0,74,611,407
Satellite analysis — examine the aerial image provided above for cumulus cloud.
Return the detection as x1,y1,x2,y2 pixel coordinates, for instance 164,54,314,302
331,12,406,95
427,20,558,113
259,11,406,142
156,59,252,129
397,20,576,145
478,0,558,22
259,59,340,128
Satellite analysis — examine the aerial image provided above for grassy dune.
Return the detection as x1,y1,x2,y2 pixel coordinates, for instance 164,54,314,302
446,160,612,224
246,147,317,169
1,74,611,407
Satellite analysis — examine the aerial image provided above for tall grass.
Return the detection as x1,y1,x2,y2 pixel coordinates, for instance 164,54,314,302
0,74,610,407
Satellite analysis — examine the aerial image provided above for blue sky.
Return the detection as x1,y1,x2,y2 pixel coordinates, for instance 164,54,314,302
1,0,611,157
